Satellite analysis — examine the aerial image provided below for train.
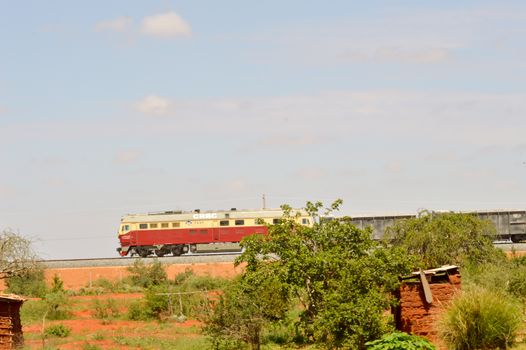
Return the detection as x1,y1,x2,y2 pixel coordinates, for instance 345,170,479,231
116,207,526,257
116,207,311,257
348,209,526,242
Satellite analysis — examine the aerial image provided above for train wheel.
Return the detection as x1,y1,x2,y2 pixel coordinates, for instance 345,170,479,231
138,248,149,258
155,249,165,257
172,247,182,256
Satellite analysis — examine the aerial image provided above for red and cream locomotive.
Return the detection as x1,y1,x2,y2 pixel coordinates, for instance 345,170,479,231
117,207,311,257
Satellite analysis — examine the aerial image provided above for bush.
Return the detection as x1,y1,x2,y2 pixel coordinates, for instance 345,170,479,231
20,299,48,323
127,259,167,288
5,266,47,297
174,270,228,291
44,290,71,320
366,332,435,350
44,323,71,337
93,298,120,321
127,300,153,321
439,287,522,350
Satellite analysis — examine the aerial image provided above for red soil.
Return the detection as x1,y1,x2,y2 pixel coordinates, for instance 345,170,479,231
42,261,242,290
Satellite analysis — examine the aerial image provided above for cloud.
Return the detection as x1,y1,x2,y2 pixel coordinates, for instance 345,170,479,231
95,16,132,33
134,95,172,115
114,151,140,164
140,11,191,38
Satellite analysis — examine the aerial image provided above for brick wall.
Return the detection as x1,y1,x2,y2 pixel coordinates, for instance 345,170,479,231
397,272,461,344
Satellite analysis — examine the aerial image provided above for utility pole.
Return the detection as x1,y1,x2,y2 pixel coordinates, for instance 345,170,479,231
262,194,266,209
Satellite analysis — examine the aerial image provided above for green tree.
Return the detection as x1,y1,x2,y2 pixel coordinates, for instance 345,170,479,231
385,211,504,269
6,265,47,297
44,275,71,320
237,200,415,349
204,270,289,350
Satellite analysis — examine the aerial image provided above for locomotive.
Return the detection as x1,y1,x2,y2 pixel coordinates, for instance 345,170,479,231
116,207,311,257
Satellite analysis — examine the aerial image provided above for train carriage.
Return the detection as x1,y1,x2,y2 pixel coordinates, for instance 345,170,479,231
117,208,311,257
349,209,526,242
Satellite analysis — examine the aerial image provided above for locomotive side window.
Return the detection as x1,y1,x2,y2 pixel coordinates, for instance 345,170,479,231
235,219,245,226
302,218,310,225
150,223,158,229
172,222,180,228
139,224,148,229
273,219,281,224
220,220,229,226
161,223,169,228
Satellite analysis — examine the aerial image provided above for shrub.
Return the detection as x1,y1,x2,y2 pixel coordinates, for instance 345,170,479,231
5,266,47,297
44,323,71,337
20,299,48,323
44,291,71,320
366,332,435,350
82,343,101,350
439,287,522,350
127,300,152,321
93,298,120,321
127,259,167,288
50,274,65,293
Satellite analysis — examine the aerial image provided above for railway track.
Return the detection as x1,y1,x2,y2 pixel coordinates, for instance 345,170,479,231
39,251,241,268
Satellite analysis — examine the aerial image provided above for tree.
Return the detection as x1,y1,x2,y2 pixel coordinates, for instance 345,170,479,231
204,269,289,350
237,200,415,349
385,211,504,269
5,264,47,297
0,229,37,279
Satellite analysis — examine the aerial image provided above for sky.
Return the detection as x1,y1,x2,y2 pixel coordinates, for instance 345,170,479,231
1,1,526,259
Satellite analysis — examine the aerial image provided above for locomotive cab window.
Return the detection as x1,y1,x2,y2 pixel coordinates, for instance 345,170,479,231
220,220,229,226
139,224,148,229
235,219,245,226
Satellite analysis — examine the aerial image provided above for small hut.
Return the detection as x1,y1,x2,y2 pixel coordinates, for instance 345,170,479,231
0,294,25,349
394,265,461,343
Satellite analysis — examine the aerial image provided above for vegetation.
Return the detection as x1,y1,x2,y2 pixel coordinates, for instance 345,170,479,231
127,259,167,288
204,273,288,350
92,298,120,323
214,200,416,350
439,287,522,350
365,332,436,350
5,264,47,297
44,324,71,338
386,211,504,269
0,229,38,279
127,268,228,321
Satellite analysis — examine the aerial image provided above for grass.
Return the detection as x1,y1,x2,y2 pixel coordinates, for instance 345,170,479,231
112,335,209,350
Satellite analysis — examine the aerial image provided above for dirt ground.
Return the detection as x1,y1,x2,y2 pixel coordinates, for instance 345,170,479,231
23,293,204,349
17,261,240,349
